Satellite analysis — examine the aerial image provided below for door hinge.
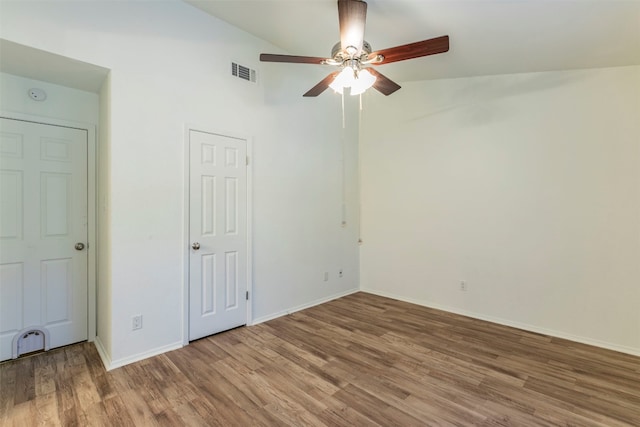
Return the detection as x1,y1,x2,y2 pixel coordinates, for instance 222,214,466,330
246,291,249,300
246,156,249,166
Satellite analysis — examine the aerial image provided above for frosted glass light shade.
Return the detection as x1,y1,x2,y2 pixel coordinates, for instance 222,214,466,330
350,69,377,96
329,67,356,94
330,67,377,95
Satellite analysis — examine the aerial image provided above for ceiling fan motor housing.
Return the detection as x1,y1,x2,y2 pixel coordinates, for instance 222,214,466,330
331,40,372,61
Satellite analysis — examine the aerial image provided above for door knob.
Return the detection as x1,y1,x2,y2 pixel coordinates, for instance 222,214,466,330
192,242,201,250
75,242,85,250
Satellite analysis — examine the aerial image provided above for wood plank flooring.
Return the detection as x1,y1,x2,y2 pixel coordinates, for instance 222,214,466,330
1,292,639,426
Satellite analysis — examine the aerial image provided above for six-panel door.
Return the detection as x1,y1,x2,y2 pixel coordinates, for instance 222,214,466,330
0,118,88,361
189,130,247,341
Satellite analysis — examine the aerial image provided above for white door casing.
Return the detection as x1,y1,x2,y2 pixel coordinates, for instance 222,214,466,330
188,129,248,341
0,117,88,361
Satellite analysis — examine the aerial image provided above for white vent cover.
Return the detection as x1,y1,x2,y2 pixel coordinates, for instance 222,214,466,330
232,62,257,83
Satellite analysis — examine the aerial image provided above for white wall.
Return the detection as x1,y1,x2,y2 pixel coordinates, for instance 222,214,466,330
251,95,361,323
1,0,360,368
360,65,640,355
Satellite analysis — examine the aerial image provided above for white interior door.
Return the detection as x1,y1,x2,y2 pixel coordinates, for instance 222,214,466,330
189,130,248,341
0,118,88,361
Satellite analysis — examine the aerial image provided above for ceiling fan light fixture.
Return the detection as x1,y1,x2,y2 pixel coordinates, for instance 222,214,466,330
329,66,356,93
350,68,376,95
329,66,377,95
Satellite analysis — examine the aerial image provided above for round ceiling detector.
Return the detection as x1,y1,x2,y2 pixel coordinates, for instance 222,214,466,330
28,88,47,101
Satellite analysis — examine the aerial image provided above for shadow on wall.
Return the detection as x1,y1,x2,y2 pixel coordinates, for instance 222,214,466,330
405,70,587,126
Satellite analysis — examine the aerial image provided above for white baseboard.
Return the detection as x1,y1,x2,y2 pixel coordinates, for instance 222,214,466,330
95,339,183,371
362,288,640,358
93,336,111,370
92,290,358,370
251,288,360,325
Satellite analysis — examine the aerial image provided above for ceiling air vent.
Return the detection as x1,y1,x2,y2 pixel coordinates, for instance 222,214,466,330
231,62,257,83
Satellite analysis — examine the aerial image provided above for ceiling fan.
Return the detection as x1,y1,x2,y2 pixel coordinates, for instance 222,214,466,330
260,0,449,97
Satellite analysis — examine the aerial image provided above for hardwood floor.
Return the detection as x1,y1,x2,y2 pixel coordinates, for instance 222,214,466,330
1,292,639,426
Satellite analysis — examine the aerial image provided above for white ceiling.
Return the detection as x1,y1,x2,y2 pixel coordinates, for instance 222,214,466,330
185,0,640,83
1,1,637,93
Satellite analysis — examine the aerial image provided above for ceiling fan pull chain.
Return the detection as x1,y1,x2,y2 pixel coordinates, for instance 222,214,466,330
342,91,346,129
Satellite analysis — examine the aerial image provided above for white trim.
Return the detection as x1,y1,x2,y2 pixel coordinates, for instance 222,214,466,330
0,111,98,344
97,339,183,371
246,136,254,325
362,288,640,358
93,336,111,370
251,288,359,326
86,124,97,343
182,126,190,346
182,124,253,345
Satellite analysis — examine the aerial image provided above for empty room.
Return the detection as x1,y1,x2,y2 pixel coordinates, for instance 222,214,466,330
0,0,638,425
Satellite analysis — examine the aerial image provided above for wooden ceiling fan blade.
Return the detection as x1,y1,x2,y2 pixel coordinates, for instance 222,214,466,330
338,0,367,54
367,68,401,96
303,71,341,97
368,35,449,65
260,54,327,65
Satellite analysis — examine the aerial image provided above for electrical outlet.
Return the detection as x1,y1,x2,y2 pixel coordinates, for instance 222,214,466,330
339,269,343,278
323,272,329,282
132,315,143,330
460,281,468,292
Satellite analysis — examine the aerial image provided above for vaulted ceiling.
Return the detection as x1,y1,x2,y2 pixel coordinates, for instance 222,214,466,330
2,1,637,93
184,0,640,82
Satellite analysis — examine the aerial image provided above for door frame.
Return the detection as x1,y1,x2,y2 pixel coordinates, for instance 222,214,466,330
182,124,253,346
0,111,97,343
